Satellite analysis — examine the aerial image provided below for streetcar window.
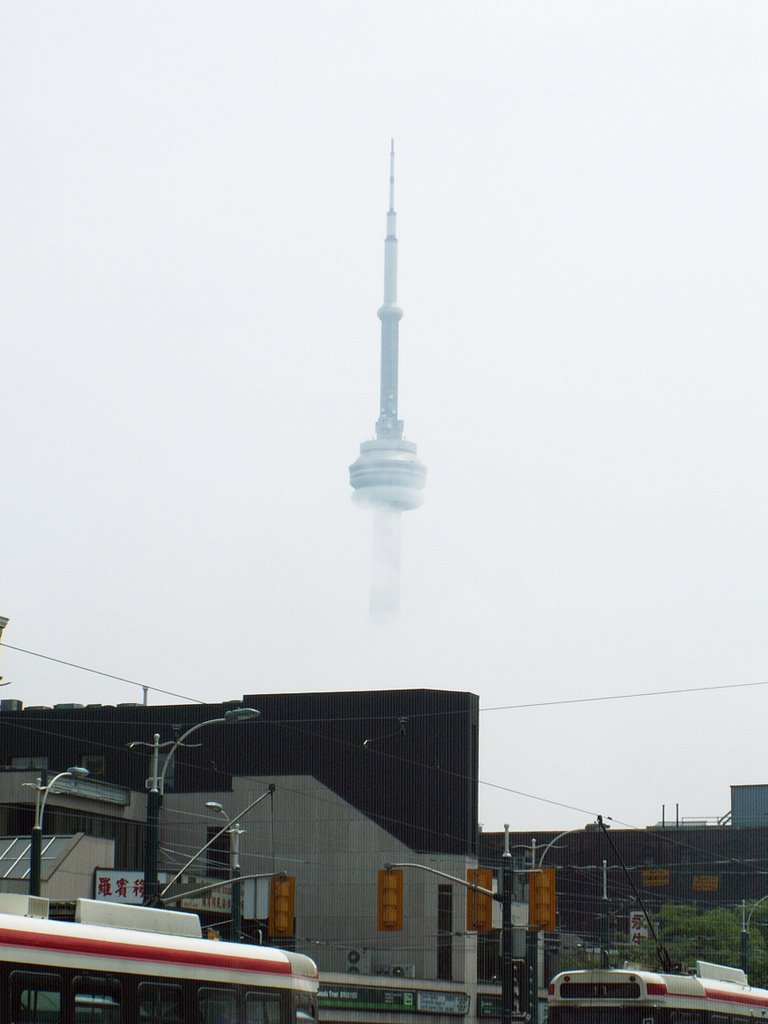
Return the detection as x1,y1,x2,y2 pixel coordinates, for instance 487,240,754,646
711,1016,729,1024
561,982,641,999
294,994,316,1024
72,977,121,1024
138,984,184,1024
10,972,62,1024
198,988,238,1024
245,992,282,1024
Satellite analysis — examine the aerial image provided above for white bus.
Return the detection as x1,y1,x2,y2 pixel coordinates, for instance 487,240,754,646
0,895,317,1024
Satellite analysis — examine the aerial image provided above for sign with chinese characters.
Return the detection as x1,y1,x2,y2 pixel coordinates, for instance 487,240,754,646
629,911,650,945
181,883,233,914
642,869,670,887
692,874,719,893
94,870,145,904
94,870,234,913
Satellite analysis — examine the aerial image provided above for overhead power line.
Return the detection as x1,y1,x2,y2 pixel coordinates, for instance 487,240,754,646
0,642,204,704
3,640,767,715
482,676,768,712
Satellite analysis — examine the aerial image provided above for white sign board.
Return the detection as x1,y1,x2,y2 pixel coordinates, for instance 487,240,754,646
416,992,470,1015
629,910,649,945
94,870,146,904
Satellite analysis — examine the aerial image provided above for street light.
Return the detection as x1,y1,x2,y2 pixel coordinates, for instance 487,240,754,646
206,801,245,942
0,615,12,686
129,707,260,906
24,767,90,896
741,895,768,976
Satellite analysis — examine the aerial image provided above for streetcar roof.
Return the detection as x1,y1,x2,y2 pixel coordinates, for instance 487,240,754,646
0,894,317,982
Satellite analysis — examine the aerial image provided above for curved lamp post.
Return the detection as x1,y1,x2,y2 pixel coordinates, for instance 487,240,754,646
526,827,589,1024
741,895,768,975
24,767,90,896
129,707,260,905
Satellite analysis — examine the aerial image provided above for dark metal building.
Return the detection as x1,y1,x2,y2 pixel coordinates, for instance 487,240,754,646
0,688,479,865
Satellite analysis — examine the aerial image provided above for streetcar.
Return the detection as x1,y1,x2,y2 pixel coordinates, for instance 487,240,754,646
0,893,318,1024
548,960,768,1023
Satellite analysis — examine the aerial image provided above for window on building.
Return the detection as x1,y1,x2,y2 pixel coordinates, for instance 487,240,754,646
82,755,105,779
437,883,453,981
10,757,48,770
206,827,229,879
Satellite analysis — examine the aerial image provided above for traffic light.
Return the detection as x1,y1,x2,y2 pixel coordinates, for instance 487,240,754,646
512,958,525,1013
377,868,403,931
529,868,556,931
268,875,295,938
466,868,494,932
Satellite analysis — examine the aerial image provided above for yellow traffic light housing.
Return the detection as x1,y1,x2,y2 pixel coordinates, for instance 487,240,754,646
268,875,295,938
529,868,556,931
466,868,494,932
377,868,404,931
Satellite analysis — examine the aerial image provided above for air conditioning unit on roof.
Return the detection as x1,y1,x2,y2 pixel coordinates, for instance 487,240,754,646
346,948,371,974
390,964,416,978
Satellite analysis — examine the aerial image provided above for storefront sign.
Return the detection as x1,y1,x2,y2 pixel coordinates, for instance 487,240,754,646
94,870,234,913
94,870,145,904
318,985,469,1015
417,992,470,1015
642,869,670,887
692,874,719,893
318,986,415,1011
478,996,501,1017
629,910,650,945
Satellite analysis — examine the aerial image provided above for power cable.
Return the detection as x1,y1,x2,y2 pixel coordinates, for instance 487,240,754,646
4,640,768,717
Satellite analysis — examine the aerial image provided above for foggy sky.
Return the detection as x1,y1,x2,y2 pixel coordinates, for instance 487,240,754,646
2,2,768,834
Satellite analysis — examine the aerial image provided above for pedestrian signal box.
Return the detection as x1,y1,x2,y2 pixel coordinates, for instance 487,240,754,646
466,868,494,932
268,875,295,938
529,868,556,931
377,868,404,931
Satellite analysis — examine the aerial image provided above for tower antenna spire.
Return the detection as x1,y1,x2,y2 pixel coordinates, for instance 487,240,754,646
349,143,427,618
389,138,395,213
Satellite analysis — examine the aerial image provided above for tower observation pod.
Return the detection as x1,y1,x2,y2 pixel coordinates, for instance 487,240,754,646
349,142,427,617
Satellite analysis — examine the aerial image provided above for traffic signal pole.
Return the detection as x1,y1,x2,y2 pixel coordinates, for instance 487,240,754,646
386,824,519,1024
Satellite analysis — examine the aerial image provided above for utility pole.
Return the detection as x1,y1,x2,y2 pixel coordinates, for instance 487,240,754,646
601,859,609,968
144,733,161,906
526,838,538,1024
229,823,243,942
501,825,514,1024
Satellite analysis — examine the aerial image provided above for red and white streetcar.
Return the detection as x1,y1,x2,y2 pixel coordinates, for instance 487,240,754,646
548,960,768,1023
0,894,318,1024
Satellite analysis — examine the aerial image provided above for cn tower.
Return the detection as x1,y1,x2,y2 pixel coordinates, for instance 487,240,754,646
349,142,427,617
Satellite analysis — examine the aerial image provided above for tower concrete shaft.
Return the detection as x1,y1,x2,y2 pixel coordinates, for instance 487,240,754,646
349,142,426,617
